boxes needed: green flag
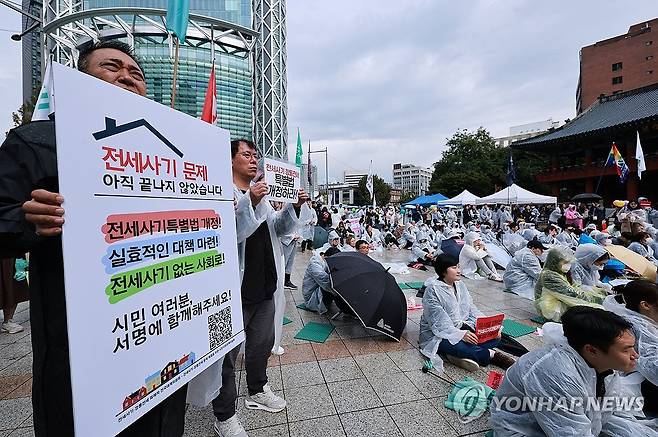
[295,128,303,167]
[166,0,190,43]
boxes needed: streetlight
[309,147,329,205]
[11,21,40,41]
[0,0,42,41]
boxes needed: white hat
[328,230,340,240]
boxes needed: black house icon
[92,117,184,158]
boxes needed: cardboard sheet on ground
[52,64,244,436]
[605,245,657,282]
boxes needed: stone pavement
[0,300,34,437]
[0,247,545,437]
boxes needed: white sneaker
[489,274,503,283]
[214,415,247,437]
[1,320,24,334]
[271,346,285,356]
[245,385,286,412]
[446,355,480,372]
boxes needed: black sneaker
[284,281,297,290]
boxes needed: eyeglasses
[238,151,260,161]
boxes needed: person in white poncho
[570,244,613,294]
[208,139,308,437]
[503,240,546,300]
[604,280,658,420]
[458,232,503,282]
[301,247,341,314]
[419,254,515,373]
[491,306,656,437]
[411,231,439,265]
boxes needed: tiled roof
[514,84,658,148]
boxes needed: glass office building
[24,0,253,140]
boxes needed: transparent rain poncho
[302,253,332,314]
[503,247,542,300]
[604,294,658,421]
[491,322,658,436]
[535,247,605,322]
[418,278,483,373]
[571,243,613,293]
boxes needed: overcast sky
[285,1,658,183]
[1,1,656,183]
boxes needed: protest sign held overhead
[51,63,243,436]
[264,157,301,203]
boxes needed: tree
[399,190,416,205]
[428,127,550,197]
[356,175,391,206]
[12,85,40,128]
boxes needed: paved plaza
[0,248,545,437]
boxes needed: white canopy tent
[436,189,481,206]
[476,184,557,205]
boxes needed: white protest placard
[347,218,362,236]
[264,157,300,203]
[51,63,244,436]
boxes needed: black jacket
[0,121,72,435]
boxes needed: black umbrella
[326,252,407,341]
[571,193,602,202]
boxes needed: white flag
[366,160,374,206]
[31,61,55,121]
[636,131,646,180]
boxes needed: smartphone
[254,169,265,183]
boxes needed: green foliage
[428,127,550,197]
[356,175,391,206]
[12,84,40,128]
[398,190,417,204]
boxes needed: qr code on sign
[208,307,233,351]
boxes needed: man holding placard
[0,42,193,436]
[213,140,308,437]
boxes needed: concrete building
[494,119,561,147]
[392,163,431,197]
[318,183,356,206]
[344,170,367,187]
[21,0,42,102]
[577,18,658,114]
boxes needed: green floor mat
[530,315,548,324]
[283,316,293,325]
[398,282,411,289]
[405,281,425,289]
[294,322,335,343]
[502,319,536,338]
[296,303,314,312]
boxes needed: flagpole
[595,141,617,193]
[210,26,215,63]
[171,37,180,108]
[594,165,608,194]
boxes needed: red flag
[201,63,217,124]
